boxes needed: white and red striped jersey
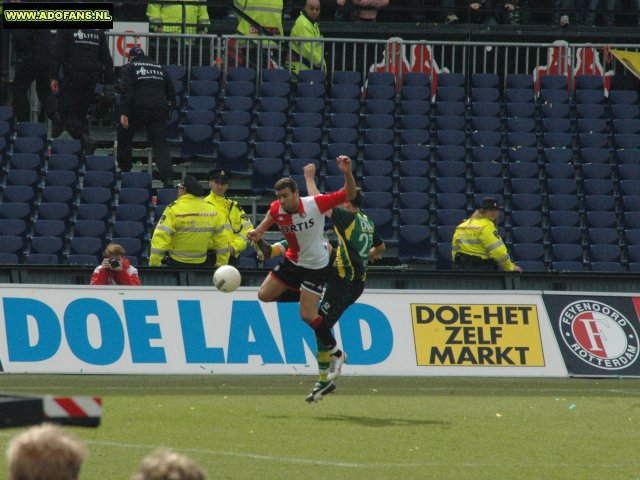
[269,190,347,269]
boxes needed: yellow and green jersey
[332,208,383,282]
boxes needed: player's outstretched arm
[337,155,357,201]
[303,163,321,196]
[247,212,274,243]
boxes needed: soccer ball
[213,265,241,293]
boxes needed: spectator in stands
[117,47,176,188]
[451,197,523,272]
[583,0,615,26]
[335,0,390,21]
[147,0,210,34]
[150,175,228,268]
[91,243,141,286]
[7,423,87,480]
[233,0,284,69]
[466,0,518,24]
[287,0,326,81]
[11,29,60,124]
[131,449,206,480]
[204,169,253,267]
[553,0,574,25]
[50,29,114,155]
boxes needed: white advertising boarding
[0,285,567,376]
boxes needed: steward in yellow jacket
[147,0,210,34]
[234,0,283,48]
[287,0,325,79]
[451,197,523,272]
[204,169,253,267]
[150,176,227,267]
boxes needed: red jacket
[90,258,141,286]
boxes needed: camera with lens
[109,258,121,269]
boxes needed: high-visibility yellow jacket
[451,215,516,271]
[149,194,227,266]
[287,10,325,77]
[147,0,210,34]
[204,192,253,267]
[234,0,283,47]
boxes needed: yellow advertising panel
[411,304,545,366]
[611,49,640,81]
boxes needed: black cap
[180,175,205,197]
[128,47,144,59]
[208,169,231,183]
[479,197,501,210]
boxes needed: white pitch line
[0,433,634,470]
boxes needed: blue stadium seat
[3,185,37,205]
[363,143,394,162]
[74,219,108,239]
[292,127,322,144]
[363,208,393,242]
[329,98,359,114]
[548,194,579,211]
[260,82,290,98]
[399,191,429,209]
[579,133,609,149]
[398,208,429,227]
[510,210,542,227]
[331,83,360,100]
[329,127,358,144]
[584,195,615,212]
[435,192,466,211]
[551,261,584,272]
[44,170,77,189]
[116,204,148,223]
[255,141,285,160]
[400,129,430,145]
[551,226,582,245]
[292,112,323,128]
[540,103,570,119]
[366,113,394,130]
[186,95,216,112]
[472,161,501,178]
[221,110,251,127]
[510,193,542,211]
[366,84,395,101]
[614,105,640,121]
[398,225,431,263]
[575,89,605,105]
[327,142,357,161]
[580,148,610,164]
[400,99,430,116]
[223,95,253,112]
[506,102,535,117]
[436,208,466,226]
[251,158,284,194]
[400,114,430,130]
[76,203,110,222]
[190,80,220,97]
[471,89,500,104]
[37,202,70,222]
[363,160,393,177]
[401,144,430,162]
[181,125,214,160]
[400,176,429,193]
[473,177,503,195]
[436,176,465,194]
[399,160,428,177]
[547,179,578,195]
[545,163,574,179]
[543,148,573,164]
[577,118,607,134]
[257,111,287,128]
[438,73,464,87]
[471,115,500,132]
[363,191,393,209]
[364,128,394,145]
[551,244,583,263]
[543,132,572,149]
[436,115,465,131]
[297,82,326,98]
[259,96,288,113]
[549,210,579,227]
[191,66,221,82]
[84,171,115,189]
[437,129,466,147]
[80,186,113,207]
[435,101,465,117]
[220,125,250,142]
[401,85,430,102]
[255,126,286,143]
[362,175,393,193]
[542,117,571,133]
[291,142,321,160]
[365,99,395,115]
[513,243,545,262]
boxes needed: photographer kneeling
[90,243,141,285]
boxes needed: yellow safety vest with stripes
[287,10,325,77]
[149,194,227,266]
[451,216,516,271]
[234,0,283,47]
[204,192,253,267]
[147,0,210,34]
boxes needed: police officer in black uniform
[50,29,114,154]
[117,47,176,187]
[11,29,60,123]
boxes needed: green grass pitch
[0,375,639,480]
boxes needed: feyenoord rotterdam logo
[559,300,640,370]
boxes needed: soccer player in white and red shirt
[248,155,356,343]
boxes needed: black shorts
[319,269,365,327]
[270,258,332,296]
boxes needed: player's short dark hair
[350,188,363,208]
[274,177,298,194]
